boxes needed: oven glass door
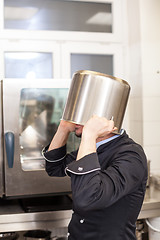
[0,81,4,197]
[19,87,75,171]
[3,78,77,197]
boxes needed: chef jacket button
[80,219,84,223]
[78,167,83,171]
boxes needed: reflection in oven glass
[19,88,80,171]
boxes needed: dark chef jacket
[42,131,148,240]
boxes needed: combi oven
[0,78,79,198]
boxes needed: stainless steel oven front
[1,78,79,198]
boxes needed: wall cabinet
[0,0,124,80]
[0,39,124,80]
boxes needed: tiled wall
[140,0,160,173]
[126,0,143,146]
[127,0,160,173]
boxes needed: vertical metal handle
[5,132,15,168]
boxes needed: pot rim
[73,70,130,87]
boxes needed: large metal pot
[62,70,130,133]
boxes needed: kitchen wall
[127,0,160,173]
[140,0,160,174]
[126,0,143,146]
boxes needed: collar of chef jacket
[96,129,124,149]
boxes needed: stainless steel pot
[62,70,130,133]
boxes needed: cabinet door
[2,40,61,79]
[4,0,112,33]
[61,42,124,78]
[3,0,123,42]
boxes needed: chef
[42,115,147,240]
[42,71,148,240]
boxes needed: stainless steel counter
[138,182,160,219]
[0,205,72,232]
[0,182,160,232]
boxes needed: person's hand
[76,115,117,160]
[82,115,117,140]
[48,120,76,151]
[59,120,76,133]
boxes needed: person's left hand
[82,115,117,140]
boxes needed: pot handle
[5,132,15,168]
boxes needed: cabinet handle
[5,132,15,168]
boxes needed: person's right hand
[59,120,76,133]
[48,120,76,151]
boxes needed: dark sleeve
[66,145,148,212]
[42,145,77,177]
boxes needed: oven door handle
[5,132,15,168]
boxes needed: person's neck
[96,133,116,143]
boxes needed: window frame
[1,0,123,43]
